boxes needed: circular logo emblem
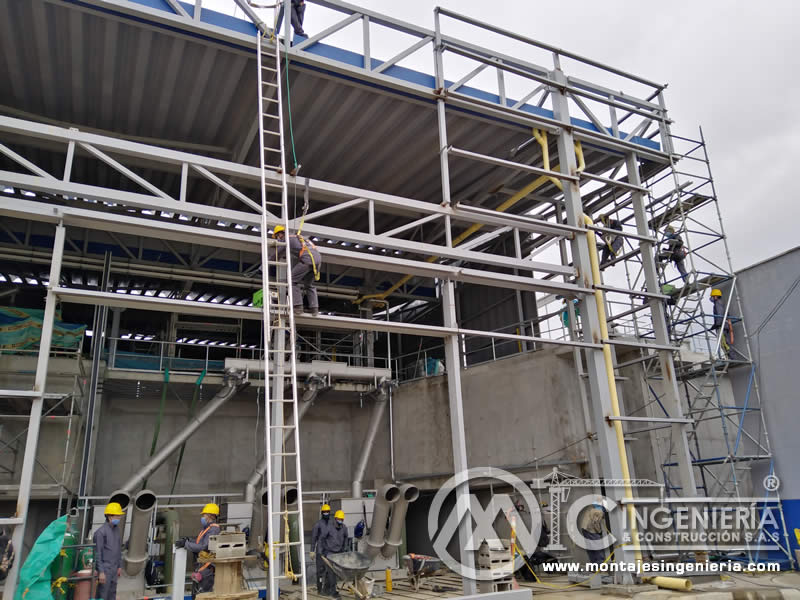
[427,467,541,581]
[763,474,780,493]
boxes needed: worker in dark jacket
[709,288,732,355]
[175,503,221,594]
[598,215,623,266]
[310,504,331,593]
[657,225,688,283]
[272,225,323,317]
[276,0,307,37]
[93,502,124,600]
[320,510,349,599]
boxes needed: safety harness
[293,234,320,282]
[195,523,219,575]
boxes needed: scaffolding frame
[0,0,786,594]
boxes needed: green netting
[15,515,68,600]
[0,307,86,351]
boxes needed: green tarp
[0,307,85,351]
[14,515,68,600]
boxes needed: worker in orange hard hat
[175,503,221,594]
[93,502,124,600]
[310,503,332,593]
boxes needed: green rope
[143,368,169,490]
[168,369,206,499]
[284,38,299,171]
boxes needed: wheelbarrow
[403,553,446,591]
[321,552,374,600]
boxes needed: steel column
[3,224,66,600]
[550,69,635,568]
[626,152,698,498]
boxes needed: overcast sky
[210,0,800,270]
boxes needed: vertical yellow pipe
[581,213,642,563]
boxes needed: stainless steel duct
[366,483,400,558]
[381,483,419,558]
[245,375,328,504]
[351,378,395,499]
[124,489,157,575]
[119,369,247,493]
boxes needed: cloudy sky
[210,0,800,270]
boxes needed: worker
[559,297,580,331]
[657,225,688,283]
[310,504,332,594]
[93,502,124,600]
[272,225,322,317]
[276,0,307,37]
[320,510,349,599]
[175,503,221,595]
[579,503,608,566]
[598,215,623,266]
[709,288,733,355]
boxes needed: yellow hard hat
[321,504,331,512]
[104,502,125,516]
[272,225,286,238]
[334,510,345,520]
[201,503,220,516]
[710,288,722,297]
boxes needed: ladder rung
[263,147,283,154]
[261,65,277,73]
[272,541,304,547]
[271,452,296,456]
[261,113,280,119]
[262,97,279,104]
[263,129,281,136]
[271,509,302,516]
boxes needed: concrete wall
[731,247,800,551]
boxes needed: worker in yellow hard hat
[319,509,348,599]
[310,504,332,593]
[93,502,125,600]
[175,503,221,594]
[272,225,323,317]
[709,288,732,355]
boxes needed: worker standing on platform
[272,226,322,317]
[310,504,332,594]
[657,225,689,283]
[175,503,221,595]
[709,288,732,355]
[320,510,348,599]
[93,502,124,600]
[276,0,307,37]
[598,214,623,266]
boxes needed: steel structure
[0,0,786,594]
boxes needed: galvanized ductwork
[365,483,400,558]
[352,378,395,499]
[124,489,157,575]
[245,375,328,504]
[118,368,248,494]
[381,483,419,558]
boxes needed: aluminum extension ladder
[256,23,308,600]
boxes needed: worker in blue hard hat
[94,502,124,600]
[175,503,221,594]
[272,225,322,318]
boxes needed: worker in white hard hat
[272,225,322,317]
[311,504,332,593]
[320,510,348,599]
[657,225,689,283]
[175,503,221,594]
[93,502,124,600]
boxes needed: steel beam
[2,224,65,600]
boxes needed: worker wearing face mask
[175,503,221,594]
[93,502,124,600]
[320,510,349,599]
[310,504,331,594]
